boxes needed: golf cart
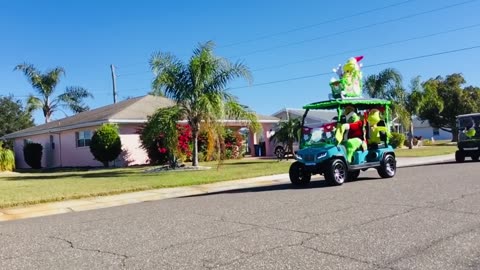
[289,98,397,186]
[455,113,480,162]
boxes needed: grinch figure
[329,56,364,99]
[335,106,365,163]
[367,109,390,145]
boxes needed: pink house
[3,95,280,169]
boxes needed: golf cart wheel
[289,162,311,186]
[275,146,285,159]
[378,154,396,178]
[471,154,479,161]
[347,170,360,181]
[325,159,347,186]
[455,151,465,163]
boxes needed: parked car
[273,141,299,159]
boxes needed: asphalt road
[1,161,480,270]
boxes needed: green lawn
[394,145,457,157]
[0,143,458,208]
[0,159,291,208]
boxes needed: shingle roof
[2,95,175,139]
[2,95,280,139]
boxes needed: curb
[0,155,454,222]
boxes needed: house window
[433,128,440,136]
[76,131,92,147]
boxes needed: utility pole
[110,64,117,104]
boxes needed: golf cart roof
[456,113,480,118]
[303,98,391,110]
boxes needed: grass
[394,140,457,157]
[0,159,291,208]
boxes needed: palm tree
[269,118,301,158]
[149,41,258,166]
[363,68,403,100]
[15,63,93,123]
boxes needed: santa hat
[354,56,364,62]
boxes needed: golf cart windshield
[300,98,392,149]
[457,114,480,141]
[302,122,337,147]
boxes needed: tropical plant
[364,68,422,147]
[404,76,425,148]
[149,41,258,166]
[364,68,403,100]
[0,95,34,138]
[269,118,302,157]
[139,106,185,167]
[23,142,43,169]
[0,142,15,172]
[89,124,122,167]
[14,63,93,123]
[389,132,405,149]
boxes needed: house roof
[3,95,279,139]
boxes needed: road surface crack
[386,225,480,267]
[49,236,130,268]
[302,245,395,270]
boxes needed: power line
[229,0,479,58]
[252,22,480,72]
[112,22,480,79]
[220,0,415,48]
[231,45,480,89]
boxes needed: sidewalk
[0,154,454,222]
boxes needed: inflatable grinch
[330,56,364,99]
[367,109,390,145]
[335,106,365,163]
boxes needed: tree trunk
[408,120,414,149]
[103,161,109,168]
[451,127,458,142]
[192,128,199,167]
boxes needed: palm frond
[26,95,43,114]
[14,63,43,93]
[57,86,93,114]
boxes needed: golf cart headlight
[317,152,327,159]
[294,153,303,160]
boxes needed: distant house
[412,117,451,141]
[2,95,280,169]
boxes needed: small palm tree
[270,118,301,158]
[150,41,258,166]
[364,68,402,100]
[15,63,93,123]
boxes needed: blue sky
[2,0,480,124]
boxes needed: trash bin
[260,142,266,157]
[254,144,262,156]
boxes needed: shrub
[390,132,405,149]
[89,124,122,167]
[422,139,433,146]
[23,142,43,169]
[0,142,15,171]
